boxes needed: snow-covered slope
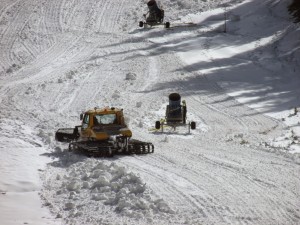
[0,0,299,224]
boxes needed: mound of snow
[42,159,174,225]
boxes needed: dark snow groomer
[139,0,170,28]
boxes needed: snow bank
[0,118,60,225]
[42,157,174,225]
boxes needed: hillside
[0,0,299,224]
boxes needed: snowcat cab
[78,107,132,142]
[139,0,170,28]
[55,107,154,157]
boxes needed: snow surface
[0,0,300,224]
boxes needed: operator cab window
[82,114,90,129]
[94,114,117,125]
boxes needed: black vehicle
[139,0,170,28]
[155,93,196,133]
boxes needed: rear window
[94,114,117,125]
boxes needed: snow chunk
[92,193,107,201]
[66,180,81,192]
[64,202,75,210]
[125,72,137,80]
[91,176,110,189]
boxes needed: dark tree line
[288,0,300,23]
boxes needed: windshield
[93,114,117,125]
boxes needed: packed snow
[0,0,299,225]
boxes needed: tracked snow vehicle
[139,0,170,28]
[55,107,154,157]
[155,93,196,133]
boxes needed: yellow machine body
[79,107,132,141]
[55,107,154,157]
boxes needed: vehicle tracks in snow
[114,29,300,224]
[119,139,300,224]
[1,0,300,224]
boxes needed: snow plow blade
[55,127,80,142]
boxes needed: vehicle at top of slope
[139,0,170,28]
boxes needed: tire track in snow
[126,153,230,221]
[144,33,279,140]
[189,36,285,138]
[121,149,249,223]
[144,51,252,138]
[0,0,31,68]
[0,0,83,84]
[96,0,124,33]
[1,0,298,224]
[120,138,300,224]
[46,0,128,112]
[168,49,284,144]
[120,152,250,224]
[119,41,251,136]
[118,155,212,222]
[33,2,128,114]
[109,39,299,224]
[1,0,117,85]
[0,0,123,127]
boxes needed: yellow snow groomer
[55,107,154,157]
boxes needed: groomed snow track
[0,0,299,225]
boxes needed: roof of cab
[85,107,123,114]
